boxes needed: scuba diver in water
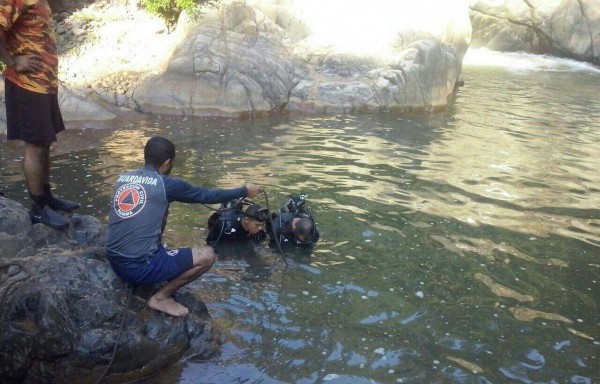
[268,194,319,246]
[205,199,269,246]
[205,199,274,280]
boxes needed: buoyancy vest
[206,209,247,246]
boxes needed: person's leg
[24,143,49,198]
[7,80,73,227]
[148,246,216,316]
[24,143,69,229]
[36,141,80,212]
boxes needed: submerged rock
[0,196,221,384]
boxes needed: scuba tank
[281,193,310,214]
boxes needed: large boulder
[135,1,296,116]
[0,196,221,384]
[287,40,463,114]
[470,0,600,65]
[136,0,472,116]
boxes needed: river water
[1,50,599,383]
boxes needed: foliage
[141,0,218,32]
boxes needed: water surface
[1,52,599,383]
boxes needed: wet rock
[470,0,600,65]
[0,196,221,384]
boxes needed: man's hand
[245,183,263,198]
[14,55,43,73]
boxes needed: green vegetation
[141,0,218,32]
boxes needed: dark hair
[144,137,176,168]
[245,204,268,222]
[294,217,314,240]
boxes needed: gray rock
[136,0,470,117]
[0,0,472,130]
[0,196,221,384]
[136,2,295,116]
[58,83,117,122]
[470,0,600,65]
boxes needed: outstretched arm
[163,177,262,204]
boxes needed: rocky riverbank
[0,196,221,384]
[0,0,472,133]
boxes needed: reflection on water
[1,56,599,383]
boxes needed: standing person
[0,0,79,229]
[106,136,263,317]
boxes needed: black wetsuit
[206,208,266,246]
[268,212,320,246]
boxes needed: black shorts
[5,79,65,144]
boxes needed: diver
[205,199,269,246]
[268,194,319,246]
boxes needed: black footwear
[30,205,70,229]
[48,197,80,212]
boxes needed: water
[1,52,599,383]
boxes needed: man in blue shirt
[106,136,262,317]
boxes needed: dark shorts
[108,244,194,286]
[5,79,65,144]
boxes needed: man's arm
[0,31,42,72]
[163,177,262,204]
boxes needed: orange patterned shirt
[0,0,58,94]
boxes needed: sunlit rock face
[470,0,600,65]
[135,0,472,116]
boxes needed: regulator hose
[263,190,288,267]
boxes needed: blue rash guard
[106,165,247,265]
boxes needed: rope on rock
[0,262,29,315]
[93,283,133,384]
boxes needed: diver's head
[293,216,315,244]
[241,204,268,235]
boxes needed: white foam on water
[463,48,600,74]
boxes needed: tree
[141,0,218,32]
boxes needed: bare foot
[148,295,189,317]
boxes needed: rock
[135,2,295,116]
[470,0,600,65]
[0,0,472,131]
[134,0,471,116]
[0,196,222,384]
[288,39,462,114]
[57,83,117,122]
